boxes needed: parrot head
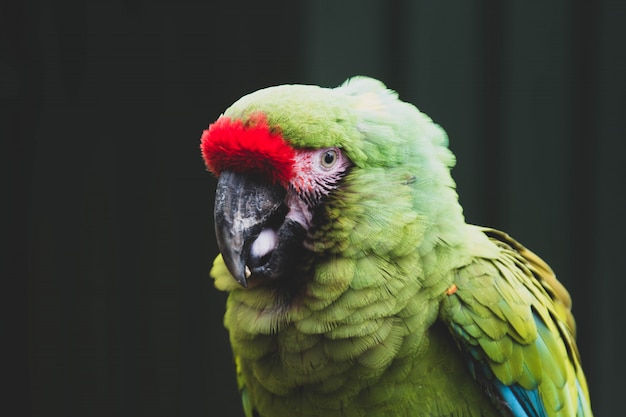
[201,77,461,292]
[202,112,352,288]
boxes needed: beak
[214,171,287,287]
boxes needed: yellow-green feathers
[440,229,592,416]
[207,77,592,416]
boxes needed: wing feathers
[440,227,592,417]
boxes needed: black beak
[214,171,287,287]
[215,170,307,288]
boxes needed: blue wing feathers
[495,380,546,417]
[452,312,570,416]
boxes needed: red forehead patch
[200,113,295,184]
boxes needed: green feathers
[223,77,454,171]
[205,77,593,416]
[440,228,592,416]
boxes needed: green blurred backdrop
[5,1,625,416]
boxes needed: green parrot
[200,77,593,417]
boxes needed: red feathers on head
[200,113,295,184]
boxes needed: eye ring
[320,148,338,169]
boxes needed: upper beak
[214,171,286,287]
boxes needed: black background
[4,1,625,416]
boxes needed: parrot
[200,76,593,417]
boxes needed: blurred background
[4,1,625,416]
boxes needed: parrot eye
[320,148,339,169]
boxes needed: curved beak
[214,171,286,287]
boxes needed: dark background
[4,1,625,416]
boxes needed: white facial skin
[249,227,279,263]
[286,147,351,229]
